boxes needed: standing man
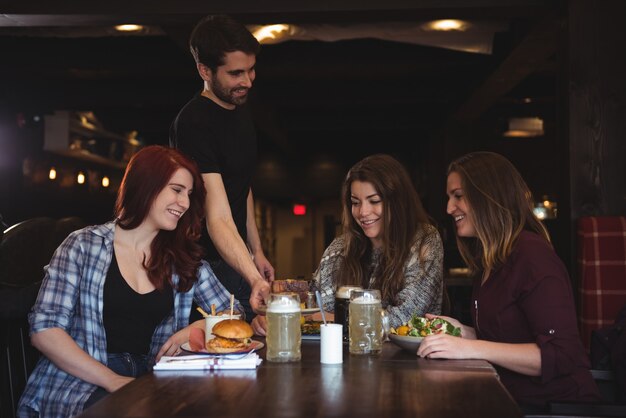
[170,15,273,321]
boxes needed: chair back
[0,216,86,418]
[0,217,56,287]
[577,216,626,350]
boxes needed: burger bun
[212,319,253,339]
[205,319,254,354]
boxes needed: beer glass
[335,285,362,341]
[349,289,386,355]
[266,293,301,362]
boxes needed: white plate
[388,334,423,353]
[301,307,320,314]
[181,340,264,355]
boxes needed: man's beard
[211,78,249,106]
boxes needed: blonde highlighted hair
[447,152,550,276]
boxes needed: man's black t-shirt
[170,93,257,261]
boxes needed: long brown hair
[447,152,550,276]
[115,145,206,292]
[336,154,430,304]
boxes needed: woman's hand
[156,321,202,361]
[106,375,135,393]
[424,313,462,328]
[31,327,138,392]
[417,333,477,359]
[424,313,476,339]
[417,332,542,376]
[251,315,267,336]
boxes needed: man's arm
[245,189,275,282]
[202,173,269,311]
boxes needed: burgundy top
[471,231,601,407]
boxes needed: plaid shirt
[17,221,240,418]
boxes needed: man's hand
[253,252,275,282]
[250,278,270,314]
[251,315,267,336]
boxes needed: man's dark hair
[189,15,260,72]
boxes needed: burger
[206,319,254,353]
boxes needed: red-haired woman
[18,146,241,418]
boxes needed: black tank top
[103,251,173,354]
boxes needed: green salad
[390,315,461,337]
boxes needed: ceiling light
[503,117,544,138]
[114,24,144,33]
[422,20,469,31]
[102,176,110,188]
[251,24,291,43]
[77,172,86,184]
[49,167,57,180]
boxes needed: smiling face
[147,168,194,231]
[446,171,476,238]
[350,180,384,248]
[204,50,256,108]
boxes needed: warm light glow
[49,167,57,180]
[115,24,144,32]
[79,114,96,130]
[503,117,544,138]
[293,204,307,216]
[533,207,547,220]
[77,172,86,184]
[102,176,110,188]
[252,24,290,43]
[422,20,469,31]
[534,197,557,220]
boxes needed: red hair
[115,145,206,292]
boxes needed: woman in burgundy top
[417,152,600,411]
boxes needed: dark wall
[569,0,626,219]
[0,107,117,227]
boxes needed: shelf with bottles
[44,110,142,168]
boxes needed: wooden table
[78,340,522,418]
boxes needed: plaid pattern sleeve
[577,216,626,350]
[18,222,115,418]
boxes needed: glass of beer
[266,293,301,362]
[335,285,362,341]
[349,289,386,355]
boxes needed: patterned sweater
[313,223,443,328]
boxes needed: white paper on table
[154,353,262,371]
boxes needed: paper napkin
[154,353,262,371]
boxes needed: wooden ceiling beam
[0,0,555,16]
[453,16,561,122]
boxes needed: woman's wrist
[461,325,477,339]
